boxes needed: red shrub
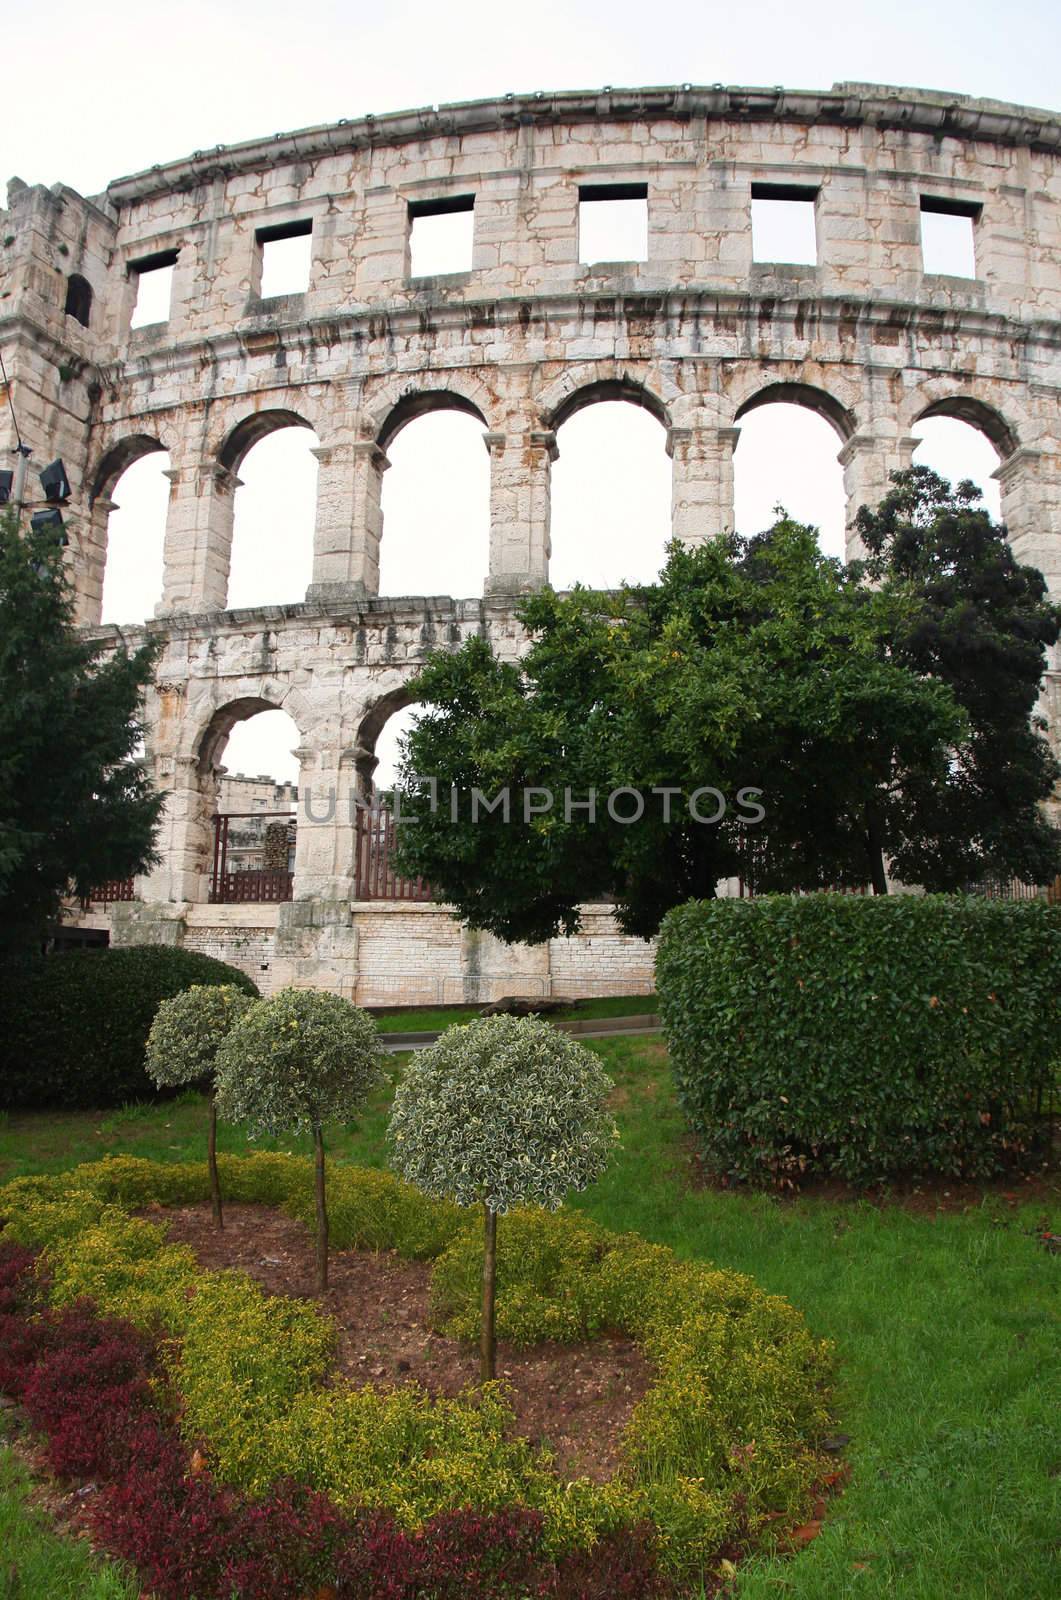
[0,1242,39,1313]
[550,1523,676,1598]
[335,1506,552,1599]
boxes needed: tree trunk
[314,1122,329,1294]
[864,804,889,896]
[481,1204,497,1383]
[208,1094,223,1230]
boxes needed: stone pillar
[995,444,1061,594]
[484,429,554,594]
[838,433,919,560]
[306,440,389,602]
[668,425,740,546]
[73,494,115,627]
[292,744,358,902]
[138,754,214,905]
[995,440,1061,767]
[157,461,240,615]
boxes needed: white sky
[4,0,1052,787]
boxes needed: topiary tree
[387,1015,618,1382]
[214,988,382,1291]
[145,984,255,1229]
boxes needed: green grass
[1,1037,1056,1600]
[0,1417,138,1598]
[369,992,658,1032]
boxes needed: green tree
[214,987,382,1291]
[0,507,163,955]
[857,466,1061,890]
[145,984,256,1228]
[391,519,964,938]
[388,1015,617,1381]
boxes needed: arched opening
[64,273,93,327]
[223,412,318,609]
[549,388,671,589]
[378,398,489,598]
[198,700,301,904]
[98,444,171,624]
[911,402,1009,520]
[733,389,850,560]
[353,691,431,901]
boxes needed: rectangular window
[920,196,980,278]
[129,249,177,328]
[256,219,313,297]
[578,183,648,265]
[751,183,818,266]
[408,195,475,278]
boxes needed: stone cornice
[101,84,1061,206]
[84,289,1060,405]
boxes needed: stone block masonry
[3,83,1058,1000]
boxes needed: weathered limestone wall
[3,82,1059,1000]
[72,900,655,1005]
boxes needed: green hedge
[0,946,259,1110]
[657,894,1061,1185]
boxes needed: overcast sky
[3,0,1052,787]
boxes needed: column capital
[666,423,741,460]
[993,445,1043,485]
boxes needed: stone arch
[195,694,300,777]
[376,389,490,452]
[90,434,168,502]
[538,368,673,433]
[218,408,316,473]
[910,395,1019,460]
[734,382,857,443]
[353,680,422,796]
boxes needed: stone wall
[3,82,1059,1001]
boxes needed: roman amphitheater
[2,83,1058,1001]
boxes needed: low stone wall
[76,899,655,1006]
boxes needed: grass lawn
[369,992,659,1032]
[0,1416,137,1598]
[0,1036,1056,1599]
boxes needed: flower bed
[0,1155,836,1591]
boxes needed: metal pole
[12,444,31,519]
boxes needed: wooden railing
[210,813,295,904]
[354,806,432,901]
[81,878,136,908]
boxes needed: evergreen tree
[857,467,1061,890]
[0,508,163,955]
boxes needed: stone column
[305,440,389,602]
[484,429,554,594]
[73,494,115,627]
[838,432,919,560]
[138,753,214,905]
[668,425,740,546]
[157,461,240,615]
[292,743,358,902]
[995,440,1061,767]
[995,444,1061,593]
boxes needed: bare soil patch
[153,1203,652,1482]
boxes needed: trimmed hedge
[657,894,1061,1186]
[0,946,259,1110]
[0,1155,834,1578]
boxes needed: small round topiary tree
[145,983,254,1229]
[387,1014,618,1382]
[214,987,382,1291]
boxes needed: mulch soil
[151,1202,653,1482]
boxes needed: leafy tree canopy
[0,508,163,955]
[392,515,967,940]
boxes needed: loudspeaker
[30,508,67,544]
[0,470,12,505]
